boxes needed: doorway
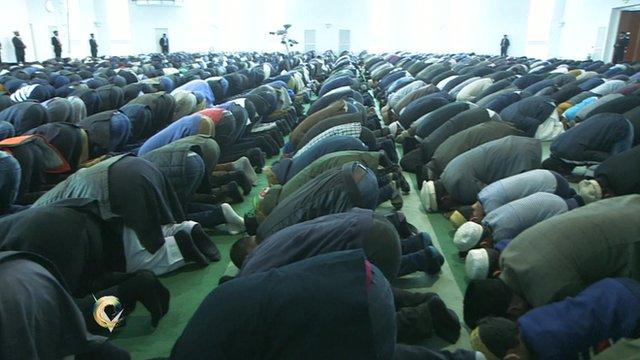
[154,28,168,53]
[616,11,640,62]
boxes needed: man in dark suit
[500,35,510,57]
[613,31,630,64]
[12,31,26,63]
[89,33,98,58]
[159,33,169,54]
[51,30,62,59]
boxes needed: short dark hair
[90,33,94,36]
[464,279,513,328]
[477,317,521,358]
[230,236,255,269]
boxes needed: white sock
[221,203,245,234]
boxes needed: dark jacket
[241,209,374,276]
[0,198,113,296]
[257,162,378,241]
[170,250,379,360]
[0,102,51,135]
[420,107,494,161]
[143,135,220,202]
[426,121,525,179]
[499,96,556,137]
[594,145,640,196]
[550,113,632,163]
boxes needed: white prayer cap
[454,221,484,252]
[578,179,602,204]
[465,249,490,280]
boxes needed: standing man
[500,35,510,57]
[159,33,169,54]
[89,33,98,58]
[12,31,26,64]
[51,30,62,59]
[613,31,630,64]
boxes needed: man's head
[454,221,489,252]
[577,179,602,204]
[230,235,258,268]
[90,33,94,38]
[471,201,485,222]
[163,33,167,37]
[503,35,508,38]
[53,31,58,36]
[619,31,626,38]
[464,278,529,328]
[13,31,20,36]
[465,248,501,280]
[471,317,531,360]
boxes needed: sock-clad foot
[174,230,209,266]
[428,295,461,344]
[190,223,221,262]
[218,181,244,204]
[425,246,444,275]
[401,232,433,254]
[245,149,265,173]
[221,203,245,234]
[211,171,252,195]
[390,182,404,210]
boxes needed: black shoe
[190,224,221,262]
[246,148,265,172]
[174,230,209,267]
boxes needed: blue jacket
[520,278,640,360]
[138,114,203,156]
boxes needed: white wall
[3,0,640,62]
[549,0,640,61]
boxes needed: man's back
[500,195,640,307]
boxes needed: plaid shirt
[294,122,362,158]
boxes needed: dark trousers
[15,50,25,63]
[500,46,508,57]
[613,48,625,64]
[91,48,98,58]
[161,46,169,54]
[54,47,61,59]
